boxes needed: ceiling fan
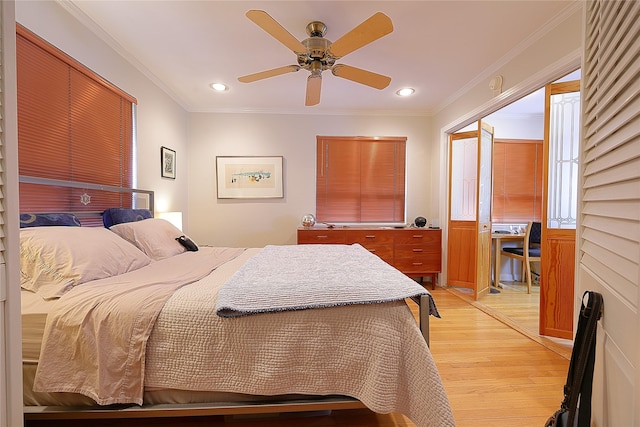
[238,10,394,106]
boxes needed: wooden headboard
[19,175,154,226]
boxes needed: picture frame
[161,146,176,179]
[216,156,284,199]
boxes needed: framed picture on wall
[161,146,176,179]
[216,156,284,199]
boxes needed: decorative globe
[301,214,316,228]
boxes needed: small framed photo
[216,156,284,199]
[161,146,176,179]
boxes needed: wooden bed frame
[19,175,432,420]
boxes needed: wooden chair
[501,221,541,293]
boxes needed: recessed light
[210,83,228,92]
[396,87,415,97]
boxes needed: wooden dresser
[297,227,442,288]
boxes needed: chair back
[530,221,542,245]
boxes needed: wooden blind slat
[17,25,134,215]
[16,23,137,105]
[491,139,543,223]
[17,34,71,181]
[316,136,406,223]
[361,141,403,222]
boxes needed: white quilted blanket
[216,244,439,318]
[146,248,455,427]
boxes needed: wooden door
[447,121,493,299]
[477,123,494,295]
[539,80,580,339]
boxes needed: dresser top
[298,226,440,231]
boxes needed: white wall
[188,113,433,247]
[432,5,583,135]
[15,2,438,249]
[483,114,544,140]
[15,0,190,228]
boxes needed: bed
[19,176,455,427]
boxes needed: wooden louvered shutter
[579,2,640,425]
[580,1,640,300]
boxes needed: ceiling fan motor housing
[298,28,334,72]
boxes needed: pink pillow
[110,218,192,261]
[20,227,151,299]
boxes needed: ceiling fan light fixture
[396,87,415,97]
[210,83,229,92]
[309,60,323,76]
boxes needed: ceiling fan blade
[331,64,391,90]
[328,12,393,59]
[305,75,322,106]
[238,65,301,83]
[246,10,307,55]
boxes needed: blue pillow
[102,208,152,228]
[20,213,81,228]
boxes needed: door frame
[438,56,581,320]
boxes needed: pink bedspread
[33,247,244,405]
[33,246,455,426]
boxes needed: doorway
[449,69,580,341]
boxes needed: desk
[492,232,525,287]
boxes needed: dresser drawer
[394,256,441,274]
[297,229,347,244]
[360,244,394,264]
[298,227,442,277]
[346,229,394,245]
[394,229,441,245]
[395,244,441,259]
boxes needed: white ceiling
[61,0,576,116]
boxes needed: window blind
[16,24,136,220]
[492,139,543,223]
[316,136,406,223]
[581,0,640,305]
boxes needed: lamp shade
[157,211,183,231]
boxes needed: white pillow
[109,218,189,261]
[20,227,152,299]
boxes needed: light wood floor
[25,288,569,427]
[448,281,573,359]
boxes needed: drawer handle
[412,248,424,253]
[365,235,376,239]
[316,235,329,239]
[412,235,424,239]
[412,262,424,266]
